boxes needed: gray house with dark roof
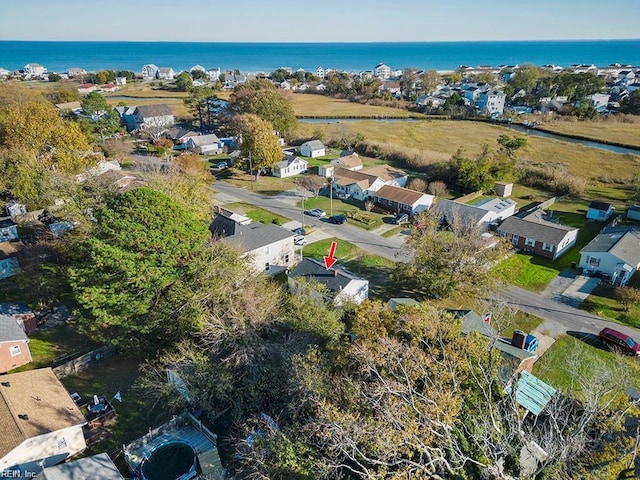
[211,212,295,274]
[287,258,369,306]
[579,226,640,286]
[497,208,579,260]
[36,453,124,480]
[133,104,175,132]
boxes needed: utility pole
[301,194,305,230]
[329,174,334,217]
[248,152,253,190]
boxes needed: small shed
[627,204,640,221]
[586,201,614,221]
[505,371,556,416]
[300,140,326,158]
[494,181,513,198]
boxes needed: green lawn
[533,334,640,397]
[303,238,401,300]
[223,202,290,225]
[301,196,391,230]
[62,355,172,473]
[580,283,640,330]
[381,226,405,238]
[223,171,299,196]
[493,207,606,292]
[12,323,98,372]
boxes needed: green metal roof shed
[506,371,557,416]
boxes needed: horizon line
[1,38,639,44]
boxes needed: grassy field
[223,170,299,196]
[580,282,640,330]
[290,93,422,118]
[295,120,640,182]
[531,115,640,149]
[533,334,640,397]
[223,201,290,225]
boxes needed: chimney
[333,268,338,277]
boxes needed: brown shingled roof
[374,185,428,205]
[0,368,85,457]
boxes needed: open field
[528,115,640,149]
[290,93,423,118]
[296,120,640,182]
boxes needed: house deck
[124,412,224,479]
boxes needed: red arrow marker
[324,241,337,270]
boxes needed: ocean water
[0,40,639,74]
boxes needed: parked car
[294,234,307,246]
[292,227,305,236]
[598,328,640,356]
[328,214,347,225]
[392,213,409,225]
[214,161,228,169]
[306,208,326,218]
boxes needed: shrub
[407,178,428,193]
[518,166,587,197]
[427,181,449,197]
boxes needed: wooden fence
[53,346,117,378]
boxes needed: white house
[586,201,615,221]
[23,63,46,78]
[300,140,326,158]
[133,104,175,132]
[272,155,309,178]
[115,76,127,86]
[579,226,640,286]
[319,153,364,177]
[141,64,159,80]
[206,67,221,81]
[287,258,369,306]
[477,90,506,116]
[436,197,517,230]
[0,368,87,478]
[210,212,296,275]
[77,83,98,94]
[372,185,435,216]
[316,66,325,79]
[156,67,175,80]
[36,453,124,480]
[374,63,391,79]
[185,134,223,154]
[333,165,407,201]
[66,67,86,79]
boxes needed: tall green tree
[69,187,210,348]
[80,91,121,141]
[394,209,509,298]
[175,71,194,92]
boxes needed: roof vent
[18,414,29,420]
[1,381,10,387]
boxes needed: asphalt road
[212,180,406,261]
[211,180,639,338]
[502,286,640,338]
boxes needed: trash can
[571,261,576,269]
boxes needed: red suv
[598,328,640,356]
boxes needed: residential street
[211,180,639,339]
[211,180,406,261]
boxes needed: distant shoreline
[1,39,639,74]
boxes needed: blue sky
[2,0,639,42]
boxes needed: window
[542,242,554,252]
[9,345,21,357]
[265,262,270,271]
[512,234,519,245]
[588,256,600,267]
[285,254,290,263]
[525,238,536,247]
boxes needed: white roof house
[185,134,223,154]
[579,226,640,286]
[272,155,309,178]
[436,197,517,230]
